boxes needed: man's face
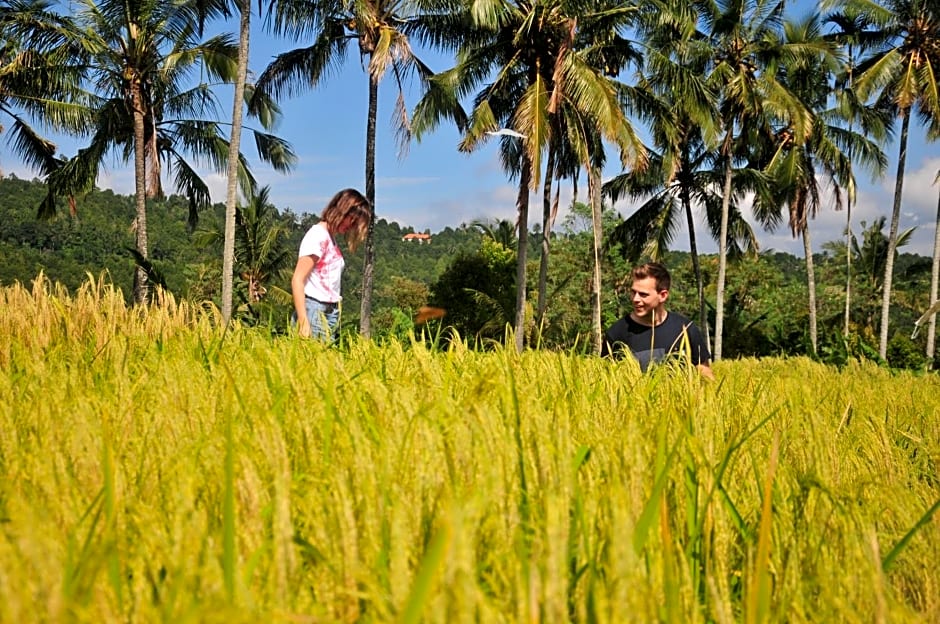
[630,276,668,320]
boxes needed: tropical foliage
[2,175,936,367]
[0,0,939,363]
[251,0,460,337]
[841,0,940,359]
[0,0,296,304]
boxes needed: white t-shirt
[298,222,344,302]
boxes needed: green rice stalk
[222,409,237,603]
[746,431,780,624]
[660,496,681,623]
[881,497,940,572]
[398,522,452,624]
[102,440,124,612]
[633,424,678,556]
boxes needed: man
[601,262,713,378]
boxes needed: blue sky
[1,7,938,258]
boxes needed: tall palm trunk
[131,82,149,304]
[844,192,853,336]
[359,73,379,337]
[927,183,940,361]
[878,109,910,360]
[844,49,856,338]
[536,147,556,328]
[589,166,603,354]
[221,0,250,325]
[802,220,817,355]
[513,152,532,353]
[681,185,708,346]
[714,131,734,361]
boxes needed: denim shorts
[297,296,339,341]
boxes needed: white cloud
[94,167,134,196]
[621,160,940,258]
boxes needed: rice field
[1,275,938,623]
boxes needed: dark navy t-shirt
[601,312,711,371]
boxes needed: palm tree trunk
[844,192,852,336]
[682,186,708,347]
[844,52,856,338]
[927,184,940,361]
[802,221,817,355]
[878,109,910,360]
[536,147,556,328]
[714,132,734,361]
[131,83,149,305]
[513,152,532,353]
[589,166,603,354]
[359,73,379,338]
[221,0,250,325]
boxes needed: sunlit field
[1,276,938,623]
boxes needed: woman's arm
[291,254,318,338]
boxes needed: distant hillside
[0,175,483,308]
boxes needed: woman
[291,188,371,341]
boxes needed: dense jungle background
[1,175,934,368]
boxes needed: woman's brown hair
[321,188,371,252]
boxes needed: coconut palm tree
[927,170,940,359]
[605,126,760,338]
[205,0,296,325]
[0,0,97,209]
[9,0,296,304]
[535,127,577,329]
[605,0,724,337]
[853,215,917,334]
[838,0,940,359]
[473,217,517,249]
[413,0,645,352]
[220,0,248,325]
[825,5,894,336]
[700,0,814,360]
[751,13,887,355]
[252,0,459,337]
[195,185,293,308]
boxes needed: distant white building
[402,233,432,244]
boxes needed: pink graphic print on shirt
[299,223,345,302]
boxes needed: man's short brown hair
[632,262,671,292]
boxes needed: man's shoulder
[605,315,642,336]
[666,310,692,323]
[663,311,707,342]
[665,311,695,328]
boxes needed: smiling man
[601,262,713,378]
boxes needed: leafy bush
[887,332,929,370]
[429,238,516,343]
